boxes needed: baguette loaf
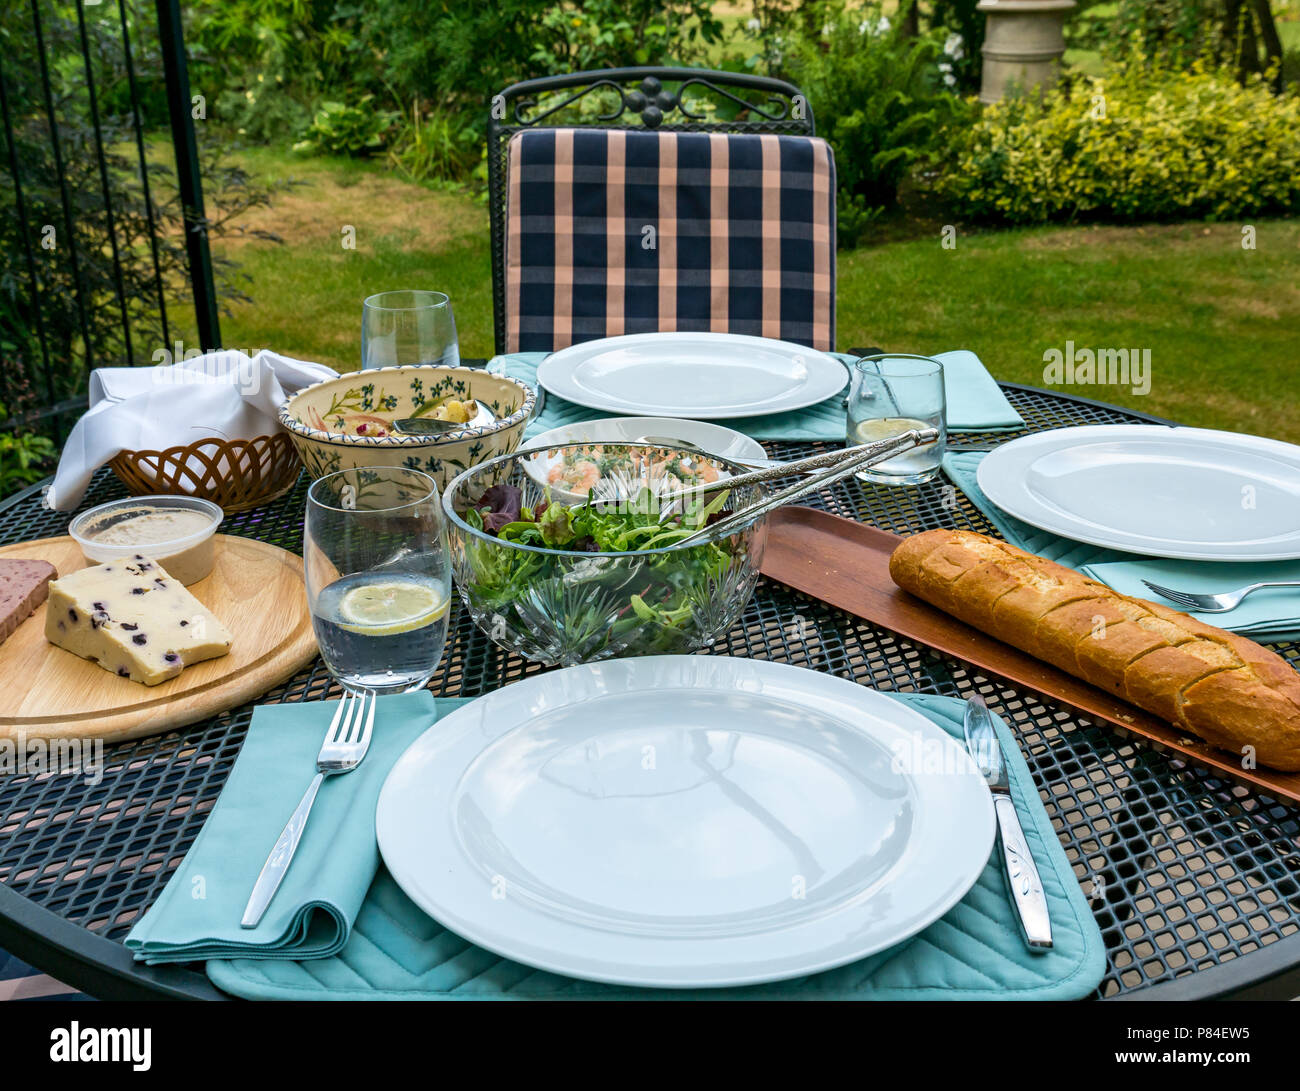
[889,529,1300,771]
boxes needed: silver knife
[963,695,1053,950]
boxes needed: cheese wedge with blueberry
[44,555,233,685]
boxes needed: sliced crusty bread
[889,529,1300,771]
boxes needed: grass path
[197,150,1300,442]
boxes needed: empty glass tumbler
[361,290,460,370]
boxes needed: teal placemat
[205,692,1105,1001]
[496,349,1023,443]
[945,450,1300,641]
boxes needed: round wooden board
[0,535,319,744]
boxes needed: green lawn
[838,220,1300,439]
[195,149,1300,443]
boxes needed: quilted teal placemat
[205,692,1105,1001]
[496,349,1023,442]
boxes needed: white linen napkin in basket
[44,350,337,511]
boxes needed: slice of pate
[0,558,57,645]
[44,554,233,685]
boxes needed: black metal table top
[2,383,1299,1001]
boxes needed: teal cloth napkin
[204,692,1105,1001]
[929,349,1027,432]
[945,450,1300,642]
[125,692,465,965]
[494,348,1023,442]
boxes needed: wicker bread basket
[108,433,301,513]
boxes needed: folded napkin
[204,693,1105,1001]
[944,450,1300,642]
[493,348,1022,442]
[45,349,337,510]
[125,692,465,965]
[929,349,1027,432]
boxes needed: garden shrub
[189,0,725,176]
[779,1,966,244]
[387,102,482,184]
[0,408,56,499]
[295,96,400,156]
[1107,0,1225,68]
[931,61,1300,223]
[928,0,985,92]
[1069,0,1291,86]
[187,0,365,144]
[527,0,724,73]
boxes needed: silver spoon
[393,399,496,435]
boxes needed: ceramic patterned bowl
[279,365,536,490]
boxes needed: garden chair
[487,67,837,356]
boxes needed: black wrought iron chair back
[486,67,816,357]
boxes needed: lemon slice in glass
[337,579,448,636]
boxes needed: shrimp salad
[546,446,721,496]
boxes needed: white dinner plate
[376,656,995,989]
[519,416,767,504]
[977,425,1300,561]
[536,332,847,419]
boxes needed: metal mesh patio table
[2,382,1298,1000]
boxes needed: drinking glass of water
[305,467,451,694]
[846,354,947,485]
[361,290,460,370]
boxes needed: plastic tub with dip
[69,496,224,585]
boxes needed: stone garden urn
[977,0,1076,103]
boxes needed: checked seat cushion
[504,127,837,354]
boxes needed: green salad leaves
[458,482,749,659]
[464,483,730,553]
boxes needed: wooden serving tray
[0,534,318,745]
[760,506,1300,805]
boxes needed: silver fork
[240,689,377,929]
[1140,579,1300,613]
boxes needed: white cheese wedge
[44,554,233,685]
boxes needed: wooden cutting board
[0,535,318,744]
[760,506,1300,805]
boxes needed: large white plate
[519,416,768,504]
[376,656,994,989]
[977,425,1300,561]
[536,333,847,419]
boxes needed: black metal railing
[0,0,219,445]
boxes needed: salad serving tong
[670,428,940,545]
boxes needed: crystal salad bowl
[442,442,769,666]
